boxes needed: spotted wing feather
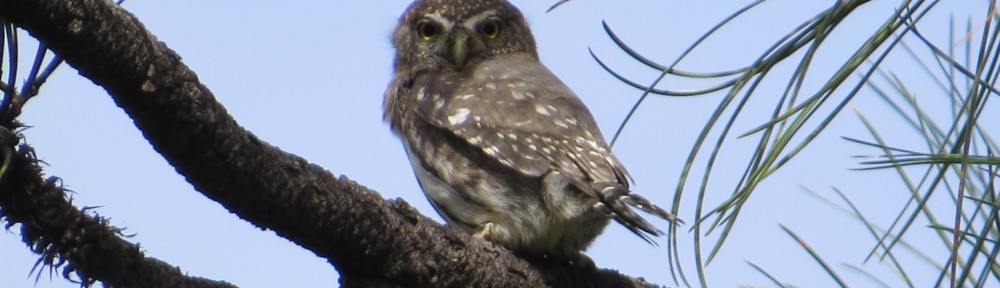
[414,53,677,237]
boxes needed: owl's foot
[526,253,597,270]
[473,222,495,241]
[567,253,596,269]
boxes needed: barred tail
[593,183,682,244]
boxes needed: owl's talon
[568,253,596,269]
[473,222,494,241]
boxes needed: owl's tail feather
[593,183,682,245]
[622,193,684,225]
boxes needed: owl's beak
[451,30,484,68]
[451,32,470,68]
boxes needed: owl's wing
[415,54,680,240]
[418,54,626,184]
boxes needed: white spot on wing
[448,108,471,125]
[416,87,427,101]
[553,119,569,128]
[535,104,551,116]
[484,146,501,156]
[433,95,445,110]
[468,136,482,145]
[512,90,525,100]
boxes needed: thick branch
[0,140,235,288]
[0,0,662,287]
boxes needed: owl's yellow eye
[480,21,501,39]
[417,22,440,40]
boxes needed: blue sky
[1,0,989,287]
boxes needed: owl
[383,0,680,263]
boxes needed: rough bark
[0,0,664,287]
[0,140,236,288]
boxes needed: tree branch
[0,138,236,288]
[0,0,664,287]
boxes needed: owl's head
[391,0,538,72]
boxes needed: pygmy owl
[384,0,680,262]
